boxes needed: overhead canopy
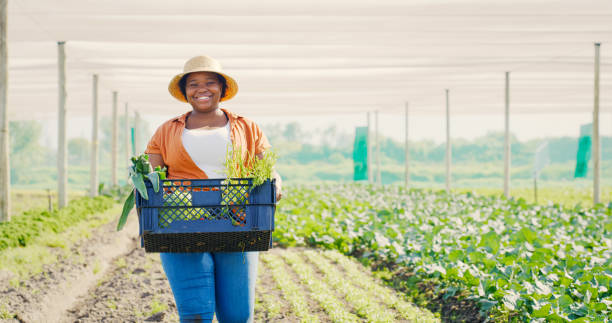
[5,0,612,119]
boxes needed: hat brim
[168,70,238,103]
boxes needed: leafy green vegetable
[116,190,134,231]
[116,154,167,231]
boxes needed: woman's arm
[147,153,166,170]
[256,152,282,201]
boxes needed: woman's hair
[179,73,227,100]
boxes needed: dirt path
[0,213,139,323]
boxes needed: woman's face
[184,72,223,113]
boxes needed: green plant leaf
[533,303,551,318]
[131,173,148,200]
[116,190,135,231]
[146,172,160,193]
[502,290,520,311]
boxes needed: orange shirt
[145,108,271,179]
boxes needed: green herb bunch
[223,146,277,186]
[116,154,167,231]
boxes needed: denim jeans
[160,251,259,323]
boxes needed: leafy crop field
[1,185,610,322]
[275,184,612,322]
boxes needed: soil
[0,213,139,323]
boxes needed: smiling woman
[143,55,282,323]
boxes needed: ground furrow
[321,249,440,323]
[255,261,291,322]
[302,249,397,322]
[279,251,362,323]
[260,253,321,323]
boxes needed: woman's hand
[273,171,282,201]
[256,152,282,201]
[147,153,166,170]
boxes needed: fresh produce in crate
[120,148,278,252]
[116,154,166,231]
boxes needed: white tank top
[181,122,231,179]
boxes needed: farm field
[1,184,610,322]
[274,184,612,322]
[0,190,437,323]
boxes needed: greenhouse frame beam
[405,102,410,188]
[367,111,372,184]
[125,102,129,178]
[111,91,118,187]
[134,110,141,155]
[90,74,99,197]
[504,72,511,198]
[0,0,9,222]
[593,42,601,205]
[375,110,381,185]
[445,89,451,193]
[57,41,67,208]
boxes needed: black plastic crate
[135,178,276,253]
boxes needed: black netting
[143,231,272,253]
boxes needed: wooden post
[504,72,511,198]
[57,41,67,208]
[134,110,141,155]
[125,103,129,178]
[90,74,99,197]
[445,89,451,193]
[405,102,410,189]
[367,112,372,184]
[593,43,601,205]
[0,0,9,222]
[111,91,118,187]
[533,177,538,204]
[375,110,381,184]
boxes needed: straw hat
[168,55,238,102]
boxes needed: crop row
[260,249,436,322]
[274,184,612,322]
[260,252,320,323]
[318,249,437,321]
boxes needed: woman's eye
[207,82,217,86]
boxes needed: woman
[145,55,282,323]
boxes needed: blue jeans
[160,252,259,323]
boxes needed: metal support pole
[404,102,410,188]
[593,43,601,205]
[111,91,118,187]
[134,110,141,155]
[125,103,129,178]
[0,0,9,222]
[504,72,511,198]
[445,89,451,193]
[375,110,381,185]
[367,112,373,183]
[534,177,538,204]
[57,41,67,208]
[90,74,99,197]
